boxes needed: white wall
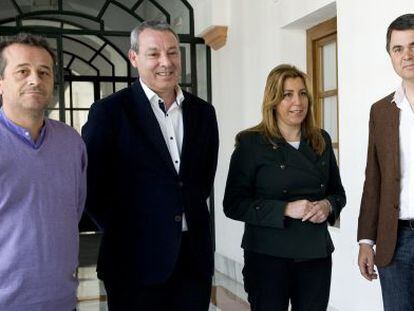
[189,0,413,310]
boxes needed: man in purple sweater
[0,34,86,310]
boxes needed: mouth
[156,71,175,77]
[21,88,44,95]
[289,109,304,113]
[403,64,414,70]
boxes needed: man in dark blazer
[82,20,219,310]
[358,14,414,311]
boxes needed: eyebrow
[284,88,307,92]
[15,63,52,71]
[392,41,414,49]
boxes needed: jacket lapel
[126,81,177,175]
[387,99,400,178]
[179,95,197,177]
[287,141,323,179]
[267,136,324,179]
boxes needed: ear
[128,49,139,69]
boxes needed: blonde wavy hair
[244,64,325,154]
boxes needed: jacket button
[321,161,326,166]
[280,164,286,169]
[178,181,184,188]
[174,215,182,222]
[282,189,288,194]
[255,206,261,210]
[320,184,325,188]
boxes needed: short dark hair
[0,33,56,77]
[130,20,179,52]
[386,14,414,53]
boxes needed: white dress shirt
[395,84,414,220]
[359,83,414,246]
[140,79,188,231]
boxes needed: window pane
[0,0,18,20]
[180,44,191,84]
[322,96,338,142]
[196,44,208,101]
[334,148,339,164]
[67,110,89,134]
[46,109,60,121]
[100,82,116,98]
[155,0,191,34]
[322,41,337,91]
[66,82,94,108]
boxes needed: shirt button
[320,184,325,189]
[170,137,174,140]
[282,189,288,194]
[175,160,179,164]
[280,164,286,170]
[174,215,182,222]
[25,132,30,136]
[255,206,261,210]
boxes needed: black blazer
[82,81,219,285]
[223,130,345,259]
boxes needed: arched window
[0,0,211,130]
[0,0,212,232]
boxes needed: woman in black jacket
[223,64,346,311]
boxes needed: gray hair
[0,33,56,77]
[130,20,179,52]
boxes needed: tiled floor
[77,234,250,311]
[77,234,336,311]
[76,267,249,310]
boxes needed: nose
[159,52,172,67]
[402,47,414,60]
[28,72,41,85]
[292,93,301,105]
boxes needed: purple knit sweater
[0,116,87,311]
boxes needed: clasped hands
[284,199,331,223]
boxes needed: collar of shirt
[392,82,414,220]
[393,83,409,110]
[0,107,47,149]
[139,78,185,111]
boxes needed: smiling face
[129,28,181,99]
[389,29,414,83]
[0,43,54,118]
[276,77,309,131]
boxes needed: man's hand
[302,200,331,223]
[358,244,378,281]
[284,200,313,219]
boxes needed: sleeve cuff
[358,239,375,246]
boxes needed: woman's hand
[301,199,331,223]
[284,200,314,219]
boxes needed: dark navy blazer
[82,80,219,285]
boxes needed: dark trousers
[378,227,414,311]
[243,251,332,311]
[103,233,212,311]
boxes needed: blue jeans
[378,227,414,311]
